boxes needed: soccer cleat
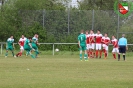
[5,56,7,58]
[99,56,101,59]
[14,56,16,58]
[85,60,88,61]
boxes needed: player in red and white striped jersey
[101,33,110,59]
[86,30,90,58]
[95,30,103,58]
[111,35,119,59]
[89,30,95,58]
[16,35,27,57]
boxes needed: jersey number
[81,36,83,41]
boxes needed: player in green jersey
[78,30,88,61]
[32,34,39,58]
[24,37,35,59]
[5,36,16,58]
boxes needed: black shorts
[119,46,126,53]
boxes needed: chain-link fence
[20,10,133,38]
[0,10,133,52]
[18,10,133,51]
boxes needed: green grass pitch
[0,52,133,88]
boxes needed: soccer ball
[55,48,59,52]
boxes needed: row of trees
[0,0,133,51]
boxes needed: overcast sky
[71,0,82,8]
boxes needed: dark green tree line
[0,0,132,51]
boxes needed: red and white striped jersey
[19,37,27,46]
[111,38,118,48]
[95,33,102,44]
[89,33,95,43]
[86,34,90,44]
[102,37,110,46]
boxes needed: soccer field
[0,53,133,88]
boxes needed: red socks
[19,52,22,56]
[100,50,102,57]
[96,50,98,57]
[113,53,116,59]
[103,49,107,58]
[88,51,89,57]
[16,52,22,57]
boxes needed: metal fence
[19,10,133,40]
[1,10,133,54]
[0,42,133,55]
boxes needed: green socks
[80,54,82,60]
[84,54,88,60]
[35,51,39,57]
[5,52,8,56]
[11,51,14,56]
[26,51,30,56]
[80,54,88,61]
[30,54,35,59]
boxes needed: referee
[118,34,128,61]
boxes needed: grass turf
[0,52,133,88]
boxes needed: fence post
[117,14,120,39]
[92,9,94,30]
[43,10,45,30]
[1,43,2,55]
[68,8,70,34]
[53,43,54,56]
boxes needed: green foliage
[0,0,133,51]
[79,0,116,10]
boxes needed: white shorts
[20,46,24,50]
[102,44,108,51]
[89,43,95,49]
[96,44,102,50]
[86,44,90,50]
[112,48,119,53]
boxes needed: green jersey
[32,37,38,44]
[7,38,14,47]
[32,37,38,50]
[24,39,31,48]
[78,33,86,46]
[24,39,33,52]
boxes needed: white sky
[71,0,82,8]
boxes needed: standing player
[95,30,103,58]
[24,37,35,59]
[32,34,39,58]
[5,36,15,57]
[86,30,90,58]
[101,33,110,59]
[89,30,95,58]
[111,35,119,59]
[16,35,27,57]
[78,30,88,61]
